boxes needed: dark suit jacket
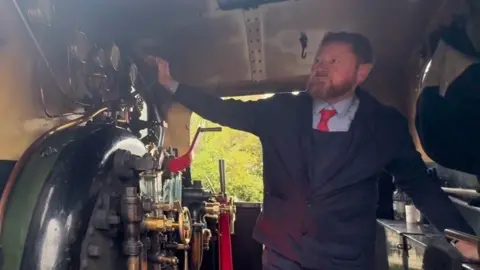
[173,84,474,269]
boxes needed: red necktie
[316,108,337,131]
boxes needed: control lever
[216,159,236,233]
[216,159,234,270]
[445,229,480,262]
[200,127,222,132]
[219,159,226,196]
[167,126,222,173]
[445,229,479,244]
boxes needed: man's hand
[455,240,480,260]
[145,56,175,89]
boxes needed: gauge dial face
[109,43,121,70]
[129,63,138,85]
[70,31,90,63]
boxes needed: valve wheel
[178,206,192,245]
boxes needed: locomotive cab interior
[1,0,480,269]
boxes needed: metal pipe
[127,256,140,270]
[445,229,479,245]
[442,187,480,199]
[0,107,108,236]
[219,159,226,194]
[122,186,143,270]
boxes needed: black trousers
[262,247,304,270]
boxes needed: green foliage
[189,101,265,202]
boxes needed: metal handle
[445,229,479,245]
[200,127,222,132]
[219,159,226,194]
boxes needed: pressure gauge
[129,63,138,86]
[70,31,90,63]
[27,0,55,25]
[109,43,121,71]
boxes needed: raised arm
[147,56,271,135]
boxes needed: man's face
[307,42,370,101]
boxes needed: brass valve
[204,202,221,218]
[220,197,237,234]
[220,203,235,214]
[144,216,178,232]
[174,200,192,245]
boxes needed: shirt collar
[312,95,357,117]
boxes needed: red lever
[166,127,221,173]
[167,152,192,173]
[219,212,233,270]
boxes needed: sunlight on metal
[421,60,432,85]
[39,219,62,270]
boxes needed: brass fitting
[219,204,235,214]
[158,255,179,265]
[204,202,221,218]
[154,203,174,212]
[176,244,188,250]
[202,229,212,250]
[144,216,178,232]
[220,197,237,234]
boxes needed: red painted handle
[219,212,233,270]
[166,126,221,173]
[167,152,192,173]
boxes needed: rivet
[87,244,100,257]
[81,259,88,268]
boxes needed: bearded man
[148,32,478,270]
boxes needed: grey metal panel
[115,0,443,90]
[17,0,449,109]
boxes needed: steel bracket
[243,9,266,82]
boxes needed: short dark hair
[320,32,374,64]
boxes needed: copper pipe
[127,256,140,270]
[0,107,108,235]
[141,256,148,270]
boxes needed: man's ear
[356,63,373,84]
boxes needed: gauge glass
[70,31,90,63]
[110,43,121,70]
[129,63,138,85]
[94,49,107,68]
